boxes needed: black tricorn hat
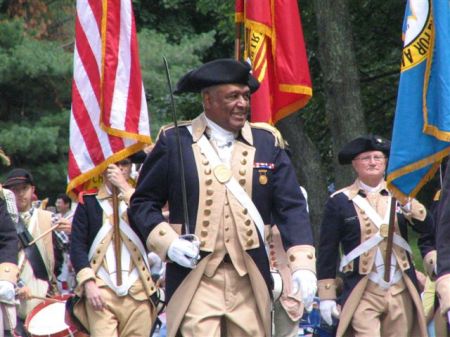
[338,135,391,165]
[174,58,260,94]
[3,168,35,188]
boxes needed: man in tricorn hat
[129,58,316,336]
[317,135,430,337]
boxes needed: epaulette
[156,121,192,142]
[250,122,286,149]
[78,189,98,204]
[330,186,350,198]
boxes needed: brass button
[307,253,313,259]
[201,230,208,237]
[151,286,155,291]
[325,284,331,289]
[203,220,210,227]
[159,229,166,236]
[365,229,372,235]
[93,260,97,265]
[225,227,230,231]
[289,255,295,262]
[225,200,229,206]
[226,238,230,243]
[138,257,141,261]
[270,250,275,255]
[206,199,213,206]
[420,209,424,214]
[4,268,9,272]
[245,219,251,226]
[241,158,247,165]
[243,208,248,215]
[362,260,368,266]
[360,210,365,215]
[206,178,213,185]
[402,263,408,268]
[242,150,248,156]
[363,216,369,221]
[97,250,101,254]
[402,255,407,261]
[203,159,209,165]
[205,168,211,175]
[363,252,369,256]
[239,179,246,185]
[247,239,254,246]
[200,240,206,247]
[207,189,214,196]
[362,268,367,273]
[101,240,105,244]
[204,209,211,216]
[239,169,246,176]
[365,222,371,227]
[225,214,230,219]
[246,229,253,236]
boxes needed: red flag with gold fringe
[236,0,312,124]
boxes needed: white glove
[0,280,15,303]
[291,269,317,311]
[148,252,165,276]
[167,238,199,269]
[319,299,340,326]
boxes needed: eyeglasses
[354,155,386,163]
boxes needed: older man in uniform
[129,58,317,337]
[317,135,430,337]
[70,162,158,337]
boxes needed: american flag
[67,0,151,197]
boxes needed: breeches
[85,287,154,337]
[351,282,414,337]
[181,262,265,337]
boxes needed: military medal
[258,169,268,185]
[213,164,232,183]
[254,162,275,185]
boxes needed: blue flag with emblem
[387,0,450,199]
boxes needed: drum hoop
[25,294,78,337]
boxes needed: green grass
[409,229,425,273]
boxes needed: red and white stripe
[67,0,150,195]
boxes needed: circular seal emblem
[401,0,432,71]
[213,164,232,184]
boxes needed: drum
[271,270,283,302]
[25,294,85,337]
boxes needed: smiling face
[351,150,387,186]
[202,84,251,132]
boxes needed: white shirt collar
[358,180,383,193]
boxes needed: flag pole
[112,185,122,286]
[235,21,241,60]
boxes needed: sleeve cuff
[76,267,96,286]
[404,199,426,221]
[436,274,450,314]
[318,278,337,300]
[0,263,18,284]
[423,250,437,279]
[119,188,135,205]
[147,222,179,260]
[286,245,316,274]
